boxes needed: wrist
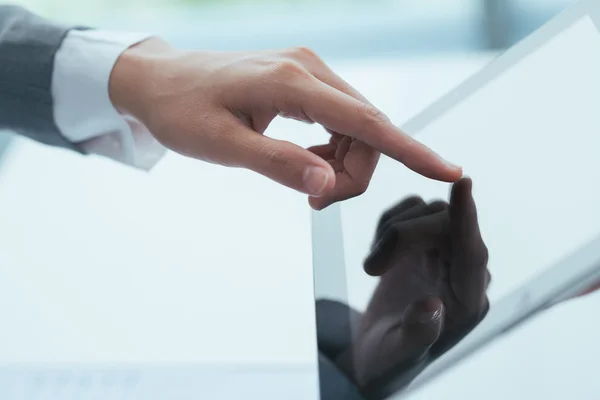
[109,36,175,120]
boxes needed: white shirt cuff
[52,29,166,170]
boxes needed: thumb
[402,296,445,349]
[355,297,444,390]
[232,124,336,196]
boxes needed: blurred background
[0,0,577,160]
[0,0,588,399]
[15,0,575,52]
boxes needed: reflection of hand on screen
[342,178,491,393]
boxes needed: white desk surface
[2,53,598,399]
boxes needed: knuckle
[480,297,491,318]
[466,244,489,271]
[357,103,389,127]
[428,200,449,213]
[258,144,289,168]
[291,46,320,60]
[381,210,394,224]
[480,244,490,266]
[269,60,306,79]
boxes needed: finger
[375,200,447,245]
[376,197,425,239]
[279,78,462,182]
[486,270,492,289]
[334,136,352,160]
[329,132,344,145]
[355,297,443,388]
[287,46,372,105]
[308,138,378,210]
[401,296,445,350]
[369,201,439,267]
[298,64,380,210]
[225,118,337,196]
[306,143,345,173]
[375,297,444,361]
[365,210,449,276]
[427,200,449,214]
[307,143,336,159]
[449,177,490,313]
[429,305,488,360]
[375,200,428,243]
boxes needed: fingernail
[417,308,443,324]
[444,158,462,171]
[303,166,329,196]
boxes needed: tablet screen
[312,2,600,398]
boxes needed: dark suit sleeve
[316,299,365,400]
[318,352,365,400]
[316,299,362,360]
[0,5,85,152]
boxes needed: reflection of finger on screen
[375,196,425,239]
[449,177,489,310]
[365,212,449,276]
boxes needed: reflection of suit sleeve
[318,352,365,400]
[0,5,83,151]
[316,299,364,400]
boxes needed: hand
[340,178,490,393]
[109,38,462,210]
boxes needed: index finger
[448,177,490,313]
[290,79,462,182]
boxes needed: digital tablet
[311,1,600,398]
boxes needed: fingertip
[363,236,396,276]
[461,175,473,190]
[308,196,325,211]
[308,193,336,211]
[323,167,337,192]
[450,175,474,205]
[303,164,336,197]
[412,302,444,331]
[428,151,462,182]
[404,296,444,345]
[443,167,463,183]
[364,261,385,277]
[451,166,464,181]
[364,252,385,277]
[413,162,462,183]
